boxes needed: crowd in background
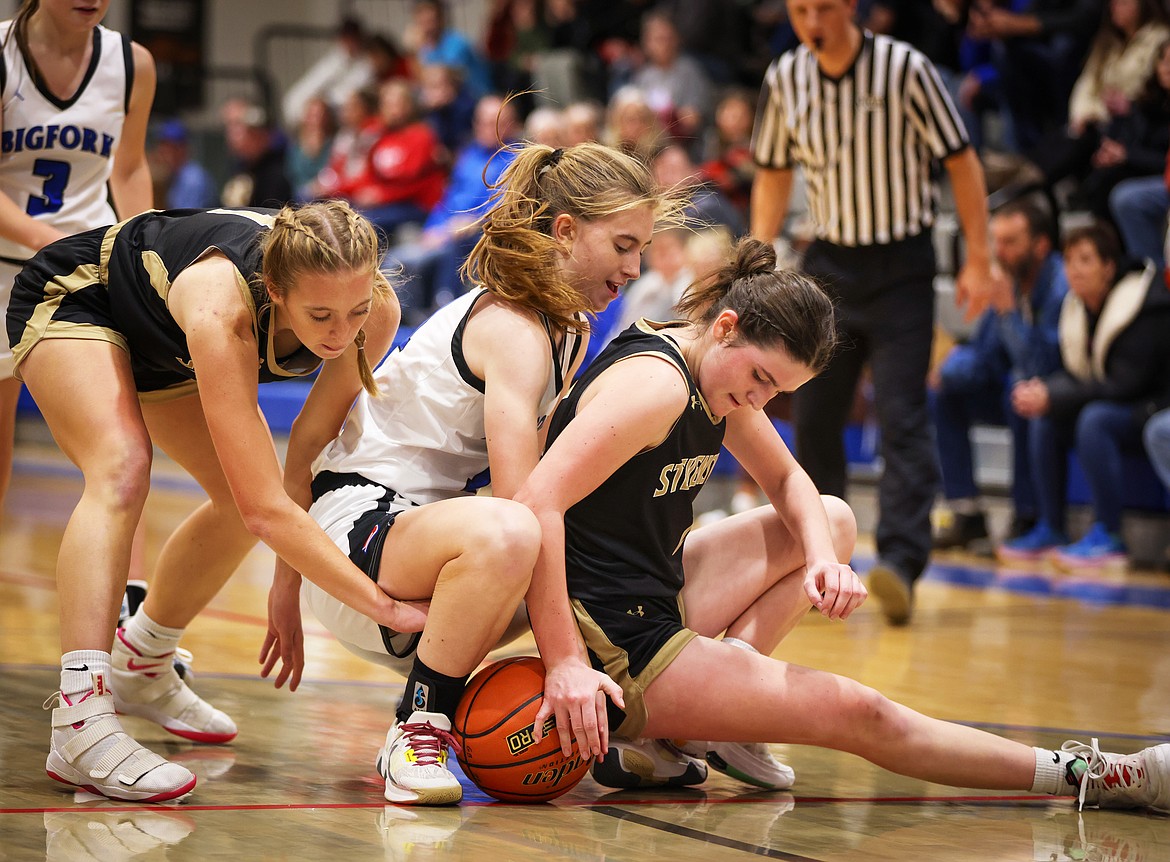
[142,0,1170,570]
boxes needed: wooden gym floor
[1,440,1168,861]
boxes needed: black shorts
[571,593,698,738]
[7,226,192,394]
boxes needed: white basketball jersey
[312,289,584,509]
[0,22,128,263]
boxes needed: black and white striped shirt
[752,31,969,247]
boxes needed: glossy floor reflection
[1,443,1169,861]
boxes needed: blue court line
[924,560,1170,611]
[13,456,205,494]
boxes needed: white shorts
[305,476,422,674]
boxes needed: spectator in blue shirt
[152,120,217,210]
[407,0,492,98]
[387,94,521,324]
[932,200,1067,553]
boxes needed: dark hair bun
[733,237,777,278]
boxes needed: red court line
[0,793,1054,816]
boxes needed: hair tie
[539,147,564,177]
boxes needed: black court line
[590,805,822,861]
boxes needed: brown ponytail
[677,237,838,372]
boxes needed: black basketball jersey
[545,321,725,602]
[102,207,320,387]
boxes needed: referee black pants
[794,234,939,582]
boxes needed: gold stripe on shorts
[570,597,698,739]
[137,379,199,404]
[10,262,127,377]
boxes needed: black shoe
[932,511,990,551]
[867,561,914,626]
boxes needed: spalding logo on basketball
[453,656,593,802]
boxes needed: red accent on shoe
[399,721,462,765]
[46,768,197,803]
[163,725,239,744]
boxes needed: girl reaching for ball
[514,236,1170,813]
[261,141,687,805]
[10,202,401,803]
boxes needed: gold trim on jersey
[570,596,698,739]
[10,263,127,377]
[633,318,721,425]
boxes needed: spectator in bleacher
[366,33,413,89]
[286,97,337,202]
[604,85,665,164]
[282,16,373,128]
[309,88,382,202]
[406,0,492,98]
[355,79,447,241]
[484,0,549,97]
[610,227,692,335]
[932,201,1067,555]
[150,120,217,210]
[1109,46,1170,267]
[967,0,1102,154]
[418,62,477,155]
[221,104,292,208]
[563,99,603,144]
[1144,406,1170,491]
[524,105,566,147]
[629,11,714,150]
[999,221,1170,569]
[1025,0,1169,212]
[651,0,750,86]
[652,143,746,237]
[869,1,1000,153]
[386,94,521,325]
[578,0,653,96]
[700,89,757,222]
[1075,34,1170,223]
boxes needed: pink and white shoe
[45,678,196,803]
[111,628,237,744]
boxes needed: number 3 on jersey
[27,158,71,216]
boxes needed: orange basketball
[453,656,593,803]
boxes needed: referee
[751,0,1009,625]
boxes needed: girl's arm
[723,408,865,620]
[465,301,557,498]
[109,42,157,220]
[261,290,402,690]
[170,256,417,629]
[514,355,687,757]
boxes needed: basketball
[453,656,593,803]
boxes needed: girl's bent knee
[821,495,858,562]
[468,501,541,577]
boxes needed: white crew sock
[61,650,112,700]
[1031,747,1079,795]
[122,608,184,658]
